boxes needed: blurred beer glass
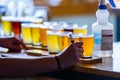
[73,33,80,42]
[31,18,43,24]
[20,17,32,23]
[1,16,12,36]
[11,17,21,38]
[31,24,41,46]
[73,24,87,35]
[21,23,32,44]
[47,30,59,54]
[58,32,71,52]
[49,22,64,32]
[43,21,52,26]
[63,23,74,33]
[79,34,94,59]
[40,24,49,47]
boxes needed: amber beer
[58,32,70,51]
[47,31,59,54]
[1,16,12,36]
[11,17,21,38]
[73,34,80,42]
[21,23,32,44]
[31,24,41,46]
[40,25,49,47]
[80,34,94,58]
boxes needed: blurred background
[0,0,119,41]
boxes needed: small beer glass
[80,34,94,59]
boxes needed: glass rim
[80,34,94,38]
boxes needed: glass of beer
[63,23,74,33]
[1,16,12,36]
[79,34,94,59]
[73,24,87,35]
[73,33,80,42]
[40,25,49,47]
[31,18,43,24]
[31,24,41,46]
[57,32,71,51]
[49,23,64,32]
[11,17,21,38]
[19,17,32,23]
[47,30,59,54]
[21,23,32,45]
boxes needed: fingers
[8,46,21,52]
[6,43,21,52]
[18,41,28,50]
[73,42,83,58]
[73,41,83,48]
[12,38,28,50]
[75,47,83,58]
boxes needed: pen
[69,33,74,43]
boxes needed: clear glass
[31,24,41,46]
[73,24,87,35]
[40,25,49,47]
[57,32,71,51]
[47,30,59,54]
[80,34,94,59]
[21,23,32,45]
[1,16,12,36]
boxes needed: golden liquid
[60,29,64,32]
[34,22,42,24]
[73,28,87,35]
[31,28,41,45]
[2,21,12,36]
[22,27,32,44]
[74,37,79,42]
[80,37,94,57]
[58,35,70,51]
[40,28,49,46]
[47,34,59,53]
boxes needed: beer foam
[21,23,31,28]
[73,24,87,29]
[80,34,94,38]
[1,16,13,21]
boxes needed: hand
[57,41,83,68]
[0,37,28,52]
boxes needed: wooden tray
[79,56,102,64]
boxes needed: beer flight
[1,16,94,59]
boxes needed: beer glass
[31,18,43,24]
[31,24,41,46]
[19,17,32,23]
[79,34,94,59]
[63,23,74,33]
[11,17,21,38]
[57,32,71,51]
[40,25,49,47]
[73,34,80,42]
[73,25,87,35]
[49,23,64,32]
[47,31,59,54]
[21,23,32,44]
[1,16,12,36]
